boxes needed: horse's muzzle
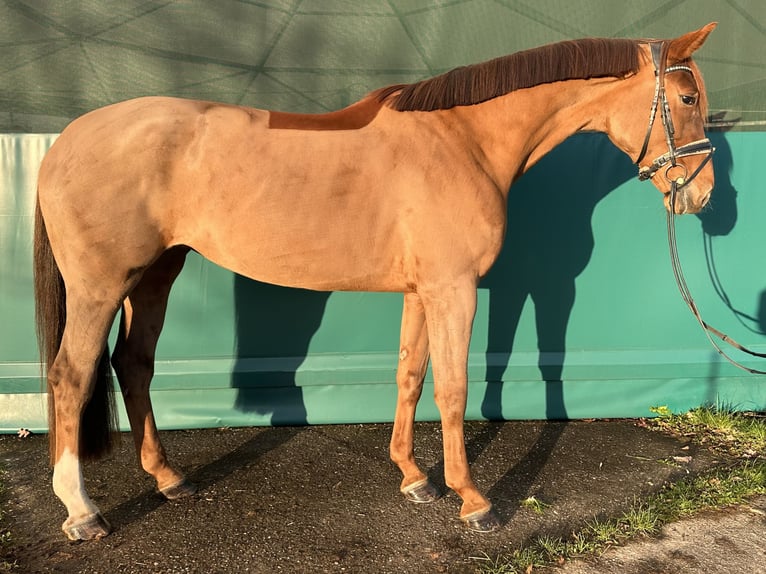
[665,182,711,215]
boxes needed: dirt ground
[0,420,763,573]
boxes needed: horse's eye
[681,94,698,106]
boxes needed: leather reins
[637,41,766,374]
[667,188,766,374]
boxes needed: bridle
[638,41,766,375]
[635,41,714,188]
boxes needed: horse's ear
[668,22,717,62]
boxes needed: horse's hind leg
[389,293,440,503]
[50,295,121,540]
[111,247,196,499]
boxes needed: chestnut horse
[34,24,716,539]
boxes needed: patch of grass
[520,496,550,515]
[621,503,659,535]
[566,531,591,556]
[476,462,766,573]
[536,534,565,561]
[586,517,621,546]
[474,408,766,574]
[649,405,766,459]
[471,552,523,574]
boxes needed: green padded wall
[2,2,766,431]
[3,130,766,431]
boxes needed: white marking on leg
[53,448,100,521]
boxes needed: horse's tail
[33,196,117,465]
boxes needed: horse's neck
[448,76,625,191]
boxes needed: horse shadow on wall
[471,131,737,519]
[480,133,639,424]
[227,134,633,426]
[480,130,738,419]
[226,132,738,515]
[227,133,609,427]
[231,281,330,425]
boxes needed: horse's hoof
[461,507,502,532]
[63,513,111,541]
[401,479,442,504]
[160,478,198,500]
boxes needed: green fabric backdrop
[0,0,764,131]
[1,1,765,431]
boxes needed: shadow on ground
[0,419,744,574]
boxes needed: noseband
[635,41,714,188]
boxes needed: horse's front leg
[389,293,440,503]
[421,281,501,532]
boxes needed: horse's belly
[190,212,412,293]
[205,244,410,292]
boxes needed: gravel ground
[0,420,761,573]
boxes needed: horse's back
[35,96,410,289]
[36,94,504,293]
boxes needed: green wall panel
[0,1,764,131]
[2,131,766,432]
[2,2,766,431]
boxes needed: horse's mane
[380,38,641,112]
